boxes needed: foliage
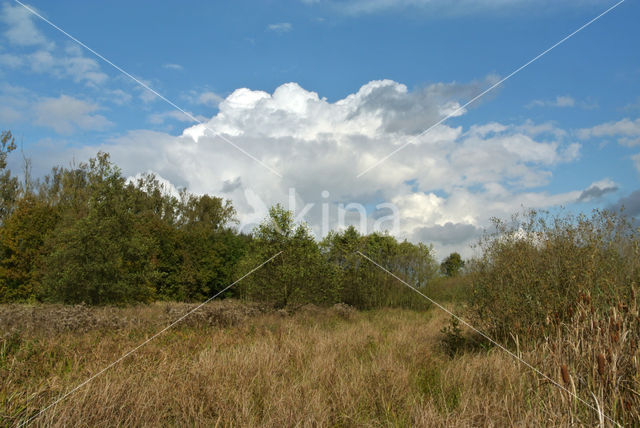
[0,144,246,305]
[0,195,58,302]
[40,153,157,304]
[0,131,19,224]
[440,252,464,277]
[238,204,339,308]
[467,208,639,342]
[322,226,438,309]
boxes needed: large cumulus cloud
[63,79,585,257]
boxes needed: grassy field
[1,300,622,427]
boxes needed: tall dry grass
[2,300,626,427]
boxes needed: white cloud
[577,178,618,202]
[1,3,54,49]
[302,0,605,16]
[34,95,112,134]
[633,153,640,173]
[197,91,224,107]
[267,22,293,33]
[527,95,575,108]
[0,52,24,68]
[6,44,108,86]
[527,95,598,110]
[62,79,587,257]
[1,4,108,86]
[105,89,133,106]
[554,95,575,107]
[577,118,640,146]
[162,63,183,70]
[148,110,204,125]
[0,83,32,124]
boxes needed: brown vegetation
[3,301,636,427]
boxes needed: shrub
[467,209,639,343]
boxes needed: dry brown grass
[0,301,630,427]
[536,294,640,426]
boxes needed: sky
[1,0,639,259]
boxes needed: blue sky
[1,0,639,257]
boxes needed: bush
[467,208,639,342]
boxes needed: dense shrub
[467,209,639,342]
[461,209,640,425]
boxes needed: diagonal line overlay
[18,251,282,428]
[356,250,621,427]
[14,0,282,178]
[356,0,626,178]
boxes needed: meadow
[2,292,638,427]
[0,143,638,426]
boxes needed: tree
[440,252,464,277]
[0,131,19,224]
[321,227,437,309]
[0,195,58,301]
[41,153,156,304]
[238,204,338,308]
[172,193,242,301]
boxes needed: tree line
[0,130,441,308]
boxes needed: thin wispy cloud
[526,95,599,110]
[162,63,183,71]
[267,22,293,33]
[578,117,640,146]
[527,95,575,108]
[301,0,610,16]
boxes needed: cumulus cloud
[578,178,618,202]
[65,79,588,257]
[267,22,293,33]
[34,95,112,134]
[413,222,481,246]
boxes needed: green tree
[0,195,58,301]
[172,193,241,301]
[0,131,19,224]
[41,153,156,304]
[238,204,338,308]
[322,227,437,309]
[440,252,464,277]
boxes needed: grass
[2,300,624,427]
